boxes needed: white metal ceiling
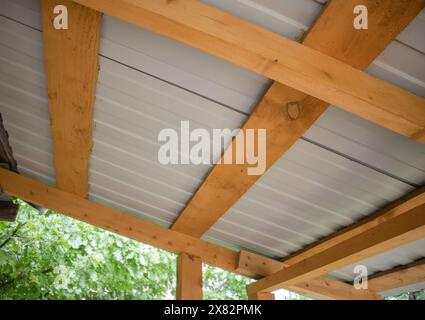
[1,0,425,294]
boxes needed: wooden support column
[177,253,203,300]
[41,0,101,197]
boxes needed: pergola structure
[0,0,425,300]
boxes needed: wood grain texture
[73,0,425,141]
[238,250,380,300]
[172,86,328,236]
[177,253,203,300]
[41,0,101,196]
[0,168,281,279]
[368,258,425,292]
[248,291,275,300]
[288,277,380,300]
[171,0,424,237]
[281,188,425,267]
[247,189,425,293]
[304,0,424,70]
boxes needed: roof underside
[1,0,425,295]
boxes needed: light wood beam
[177,253,203,300]
[238,250,379,300]
[249,292,275,300]
[281,189,425,267]
[73,0,425,141]
[171,0,424,237]
[368,258,425,293]
[172,85,328,236]
[0,168,280,279]
[288,277,380,300]
[247,189,425,294]
[0,168,390,300]
[41,0,101,197]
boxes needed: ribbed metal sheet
[330,238,425,282]
[329,238,425,297]
[90,55,248,226]
[0,13,54,186]
[201,0,323,40]
[381,280,425,298]
[205,138,416,257]
[199,1,425,285]
[1,0,425,295]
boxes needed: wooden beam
[368,258,425,293]
[238,250,379,300]
[0,168,383,300]
[287,277,380,300]
[237,249,284,279]
[249,292,275,300]
[0,168,282,278]
[172,85,328,236]
[281,189,425,267]
[73,0,425,141]
[41,0,101,197]
[171,0,424,237]
[176,253,203,300]
[247,188,425,294]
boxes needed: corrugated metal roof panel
[397,9,425,54]
[204,138,416,258]
[330,238,425,283]
[90,55,248,226]
[202,0,425,271]
[1,0,425,297]
[201,0,323,40]
[304,107,425,186]
[100,16,270,114]
[380,280,425,298]
[0,14,54,185]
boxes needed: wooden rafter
[368,258,425,293]
[247,188,425,294]
[171,0,425,237]
[3,168,357,299]
[177,253,203,300]
[281,189,425,267]
[288,277,380,300]
[238,250,379,300]
[73,0,425,141]
[41,0,101,197]
[0,168,278,278]
[34,0,425,299]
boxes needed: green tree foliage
[7,201,422,300]
[0,201,252,300]
[203,265,252,300]
[386,290,425,300]
[0,201,176,299]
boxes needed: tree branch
[0,223,26,249]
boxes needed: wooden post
[176,253,203,300]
